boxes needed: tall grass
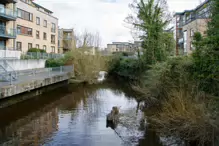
[133,56,219,145]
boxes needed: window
[17,25,32,36]
[51,35,55,44]
[51,46,55,53]
[36,30,40,39]
[43,32,47,40]
[43,20,47,27]
[36,44,39,49]
[16,42,22,51]
[183,30,187,53]
[21,0,32,4]
[28,43,32,50]
[36,17,40,25]
[190,29,194,37]
[43,45,47,51]
[17,8,33,21]
[51,23,56,33]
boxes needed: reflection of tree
[138,126,163,146]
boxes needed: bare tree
[75,29,102,49]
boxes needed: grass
[151,89,217,145]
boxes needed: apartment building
[58,28,76,53]
[107,42,134,53]
[0,0,58,53]
[0,0,17,50]
[16,0,58,53]
[175,0,210,55]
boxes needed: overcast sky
[36,0,205,47]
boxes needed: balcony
[0,26,16,39]
[63,36,72,40]
[1,0,17,4]
[51,28,56,33]
[0,8,17,21]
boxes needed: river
[0,82,164,146]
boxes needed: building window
[51,23,56,33]
[183,30,187,53]
[21,0,32,4]
[43,32,47,40]
[17,8,33,21]
[43,20,47,27]
[51,46,55,53]
[28,43,32,50]
[51,35,55,44]
[190,29,194,37]
[36,30,40,39]
[16,42,22,51]
[36,44,39,49]
[43,45,46,51]
[17,25,32,36]
[36,17,40,25]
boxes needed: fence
[0,65,74,85]
[0,50,21,59]
[21,52,65,59]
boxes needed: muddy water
[0,82,163,146]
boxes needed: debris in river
[106,106,120,129]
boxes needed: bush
[108,56,145,80]
[45,58,65,67]
[28,48,46,53]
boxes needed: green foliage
[45,58,65,67]
[190,0,219,96]
[108,57,145,80]
[132,0,171,64]
[28,48,46,53]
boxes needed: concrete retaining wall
[0,73,71,99]
[0,59,46,71]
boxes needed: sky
[36,0,205,47]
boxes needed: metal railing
[0,25,16,38]
[0,7,17,19]
[21,52,65,59]
[0,65,74,85]
[0,60,17,82]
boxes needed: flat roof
[32,1,53,13]
[175,0,209,15]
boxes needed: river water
[0,82,164,146]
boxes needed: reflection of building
[175,0,210,55]
[58,28,76,53]
[0,0,59,53]
[107,41,142,53]
[0,108,59,145]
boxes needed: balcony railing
[0,25,16,38]
[0,7,17,20]
[63,36,72,40]
[51,28,56,33]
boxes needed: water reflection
[0,83,163,146]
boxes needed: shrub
[108,56,145,80]
[45,58,65,67]
[28,48,46,53]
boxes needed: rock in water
[106,106,120,128]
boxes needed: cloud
[36,0,205,47]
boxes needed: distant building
[175,0,210,55]
[107,41,142,53]
[58,28,76,53]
